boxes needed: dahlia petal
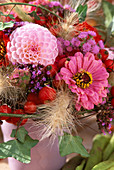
[7,23,58,65]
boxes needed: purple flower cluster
[96,104,114,134]
[57,31,105,56]
[27,64,51,93]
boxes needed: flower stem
[0,2,63,20]
[0,112,40,119]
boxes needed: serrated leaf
[27,11,40,20]
[0,135,38,163]
[0,21,14,31]
[11,127,28,143]
[58,133,89,157]
[76,4,87,23]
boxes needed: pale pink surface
[1,120,66,170]
[60,52,109,110]
[7,23,58,66]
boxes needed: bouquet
[0,0,113,165]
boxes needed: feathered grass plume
[33,88,80,141]
[0,70,26,108]
[55,0,101,40]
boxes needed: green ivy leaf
[0,133,38,163]
[58,133,89,157]
[0,21,14,31]
[0,11,15,19]
[11,127,28,143]
[76,4,87,23]
[27,11,40,20]
[8,14,15,20]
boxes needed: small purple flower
[78,32,88,39]
[66,46,73,52]
[36,82,40,87]
[47,71,50,75]
[31,81,34,84]
[92,45,100,54]
[87,39,96,46]
[42,77,46,81]
[88,31,96,37]
[38,70,41,74]
[98,40,104,49]
[31,89,35,92]
[64,40,70,46]
[71,37,77,46]
[75,40,81,47]
[82,43,91,52]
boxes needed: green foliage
[11,126,28,143]
[58,133,89,158]
[0,127,38,163]
[76,4,87,23]
[0,21,14,30]
[84,134,111,170]
[27,11,40,20]
[102,0,114,28]
[62,134,114,170]
[0,11,15,19]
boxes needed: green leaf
[92,160,114,170]
[8,14,15,20]
[76,4,87,23]
[103,134,114,161]
[58,133,89,157]
[102,1,113,28]
[0,21,14,31]
[85,134,111,170]
[0,11,15,19]
[76,159,86,170]
[11,127,28,143]
[0,134,38,163]
[27,11,40,20]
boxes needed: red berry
[104,59,114,72]
[38,86,56,104]
[45,64,58,77]
[24,101,37,114]
[0,105,12,120]
[111,86,114,97]
[111,98,114,108]
[58,58,66,69]
[27,92,39,104]
[99,49,109,61]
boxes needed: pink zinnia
[7,23,58,65]
[60,52,109,111]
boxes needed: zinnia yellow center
[73,70,93,89]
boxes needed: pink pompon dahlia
[7,23,58,66]
[60,52,109,111]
